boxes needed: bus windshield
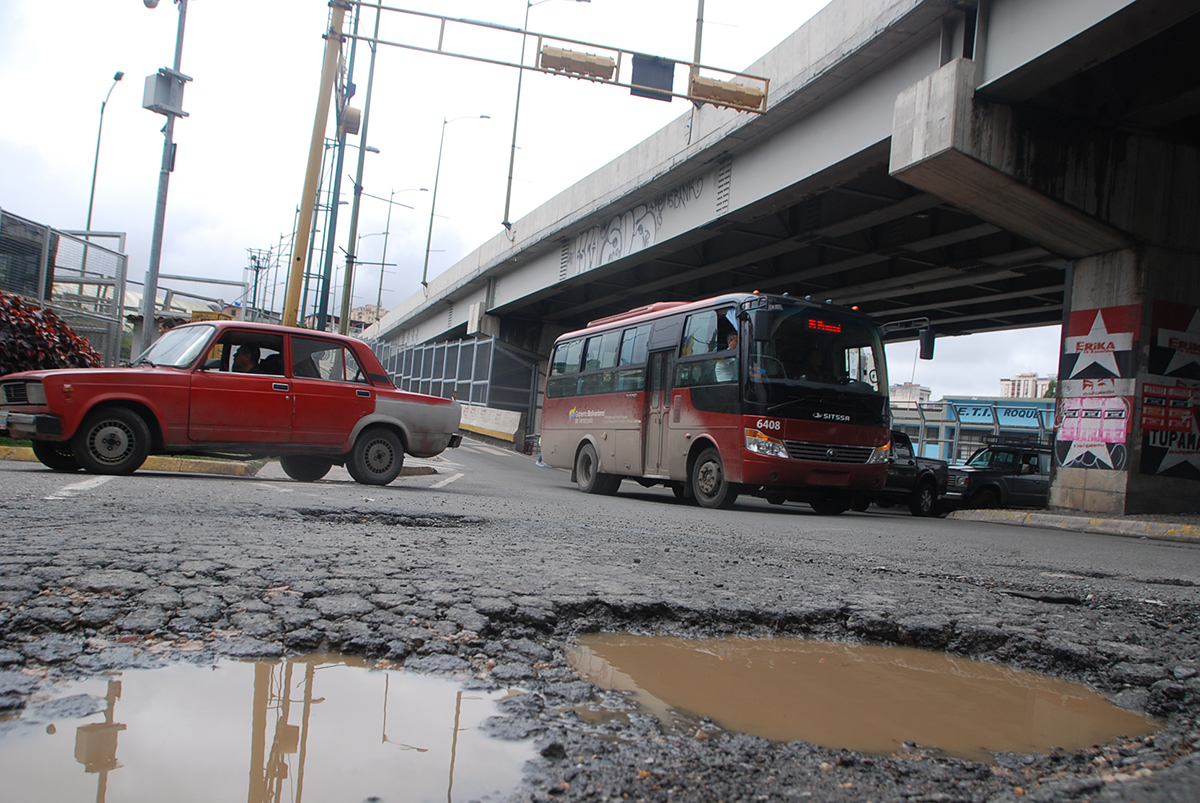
[745,305,888,421]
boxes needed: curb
[1,446,435,479]
[948,509,1200,542]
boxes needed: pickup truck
[871,430,949,516]
[942,440,1052,510]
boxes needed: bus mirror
[750,309,772,341]
[919,328,936,360]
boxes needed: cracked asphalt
[1,438,1198,802]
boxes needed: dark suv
[943,439,1052,509]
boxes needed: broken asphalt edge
[949,508,1200,543]
[0,445,436,479]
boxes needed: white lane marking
[461,440,517,458]
[255,483,294,493]
[431,472,464,489]
[45,475,114,500]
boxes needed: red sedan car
[0,321,461,486]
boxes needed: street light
[373,187,426,313]
[422,115,490,287]
[316,138,379,333]
[502,0,591,232]
[137,0,191,355]
[356,231,388,319]
[85,71,124,234]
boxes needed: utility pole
[282,2,350,328]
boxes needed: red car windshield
[134,324,215,368]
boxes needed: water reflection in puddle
[567,634,1159,762]
[0,653,533,802]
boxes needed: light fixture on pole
[502,0,590,233]
[86,71,124,235]
[422,115,489,288]
[375,187,426,313]
[137,0,192,355]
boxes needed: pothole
[291,508,484,527]
[566,634,1159,762]
[0,653,532,802]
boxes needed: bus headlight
[866,441,891,464]
[745,428,788,459]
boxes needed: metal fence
[372,336,543,433]
[0,209,129,366]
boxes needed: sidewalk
[949,508,1200,542]
[0,445,439,480]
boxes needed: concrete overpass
[368,0,1200,515]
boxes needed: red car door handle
[272,383,289,391]
[356,389,371,398]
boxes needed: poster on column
[1056,305,1140,470]
[1147,301,1200,379]
[1056,395,1132,469]
[1140,301,1200,480]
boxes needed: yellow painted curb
[949,509,1200,542]
[0,445,37,463]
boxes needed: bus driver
[714,331,738,382]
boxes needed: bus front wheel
[692,447,738,509]
[576,443,620,495]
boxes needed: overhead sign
[947,402,1050,429]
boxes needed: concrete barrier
[458,405,524,444]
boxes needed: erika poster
[1061,304,1140,380]
[1056,305,1140,471]
[1140,302,1200,481]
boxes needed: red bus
[540,292,892,513]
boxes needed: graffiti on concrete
[570,178,704,275]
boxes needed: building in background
[1000,372,1054,398]
[890,382,932,407]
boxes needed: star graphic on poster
[1059,440,1118,469]
[1154,430,1200,475]
[1065,310,1133,378]
[1160,308,1200,375]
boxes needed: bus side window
[551,340,583,375]
[680,311,718,357]
[619,325,650,365]
[548,339,583,398]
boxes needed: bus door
[644,350,674,476]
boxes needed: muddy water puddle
[567,634,1158,761]
[0,653,533,802]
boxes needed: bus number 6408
[756,419,782,431]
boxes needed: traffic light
[540,46,616,80]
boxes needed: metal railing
[892,399,1056,463]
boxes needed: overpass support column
[890,59,1200,515]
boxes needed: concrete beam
[889,58,1133,259]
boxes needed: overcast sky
[0,0,1061,397]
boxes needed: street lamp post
[315,140,377,332]
[375,187,426,313]
[422,115,489,288]
[86,71,124,234]
[354,231,387,319]
[338,1,386,336]
[502,0,590,232]
[137,0,191,356]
